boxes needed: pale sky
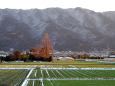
[0,0,115,12]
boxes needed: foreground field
[0,61,115,86]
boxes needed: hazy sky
[0,0,115,12]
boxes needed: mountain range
[0,7,115,51]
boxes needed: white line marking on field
[27,69,34,78]
[33,80,35,86]
[41,70,43,78]
[21,79,28,86]
[65,70,76,77]
[21,69,34,86]
[34,70,37,78]
[51,70,57,78]
[46,70,50,78]
[26,78,115,80]
[41,79,44,86]
[56,70,65,78]
[41,68,115,70]
[74,70,88,77]
[48,79,54,86]
[70,70,80,77]
[61,70,72,78]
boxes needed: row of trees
[0,50,52,62]
[71,54,104,59]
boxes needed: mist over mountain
[0,7,115,51]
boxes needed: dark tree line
[0,50,52,62]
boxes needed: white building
[0,51,7,57]
[54,57,74,61]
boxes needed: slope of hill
[0,8,115,51]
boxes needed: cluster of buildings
[0,49,115,62]
[53,50,115,61]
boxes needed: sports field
[0,61,115,86]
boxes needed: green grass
[0,69,29,86]
[26,68,115,86]
[42,70,50,78]
[29,70,36,78]
[0,62,115,86]
[27,80,33,86]
[27,80,115,86]
[34,80,42,86]
[50,80,115,86]
[36,70,42,78]
[29,69,42,79]
[44,80,53,86]
[58,70,115,78]
[29,69,115,79]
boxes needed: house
[0,51,7,57]
[0,53,7,57]
[54,57,74,61]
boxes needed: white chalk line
[21,69,34,86]
[56,70,65,78]
[46,70,50,78]
[26,78,115,80]
[41,68,115,70]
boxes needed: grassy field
[0,69,29,86]
[27,80,115,86]
[27,68,115,86]
[27,80,43,86]
[0,61,115,86]
[29,69,115,79]
[50,80,115,86]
